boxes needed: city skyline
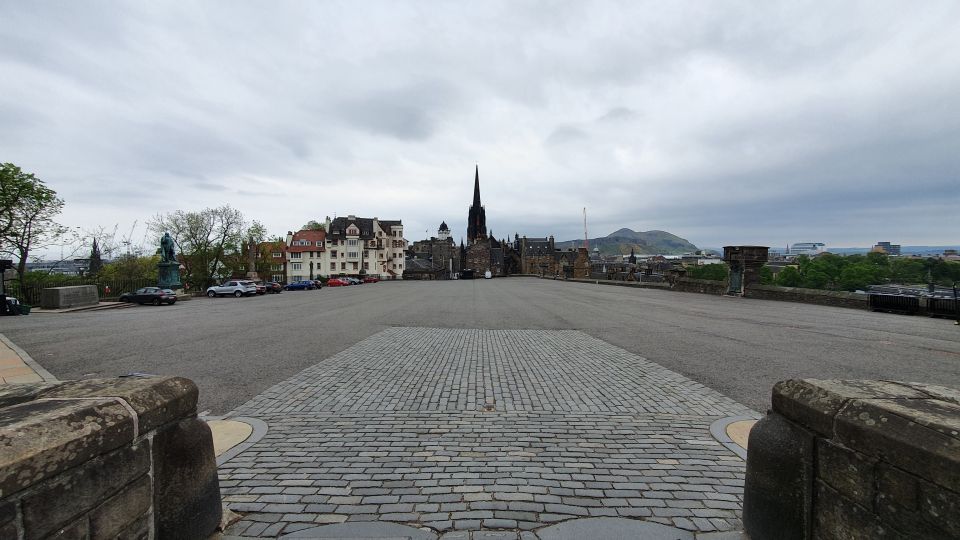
[3,2,959,252]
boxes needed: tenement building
[324,215,406,279]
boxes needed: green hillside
[556,228,698,255]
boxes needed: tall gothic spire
[472,164,481,208]
[467,165,487,242]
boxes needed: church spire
[472,164,481,208]
[467,165,487,242]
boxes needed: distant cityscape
[17,167,960,284]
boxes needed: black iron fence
[6,277,156,306]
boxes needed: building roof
[439,221,449,231]
[287,229,326,252]
[327,216,403,240]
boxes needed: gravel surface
[3,278,958,414]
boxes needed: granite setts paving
[219,328,758,537]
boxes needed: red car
[362,276,379,283]
[327,278,347,287]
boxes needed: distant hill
[556,228,698,256]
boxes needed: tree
[302,220,325,231]
[149,206,246,289]
[88,238,104,276]
[688,263,728,281]
[0,163,66,280]
[776,266,802,287]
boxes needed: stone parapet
[0,376,221,539]
[744,284,869,310]
[743,379,960,539]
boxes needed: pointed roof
[472,165,481,207]
[439,221,449,231]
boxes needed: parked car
[312,280,324,289]
[119,287,178,305]
[264,281,283,294]
[284,280,316,291]
[484,270,493,279]
[327,278,347,287]
[251,280,268,295]
[345,277,362,285]
[362,276,379,283]
[206,280,257,297]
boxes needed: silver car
[206,280,257,298]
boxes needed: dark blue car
[283,280,316,291]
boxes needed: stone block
[742,412,814,540]
[813,481,904,540]
[0,501,17,539]
[815,439,875,507]
[875,464,958,537]
[89,474,152,538]
[771,379,926,437]
[115,513,151,540]
[39,285,98,309]
[153,417,222,539]
[0,398,135,498]
[0,382,58,408]
[21,443,149,540]
[834,397,960,492]
[39,376,199,433]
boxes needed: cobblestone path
[219,328,757,537]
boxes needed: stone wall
[743,379,960,539]
[0,376,221,539]
[744,284,869,310]
[671,277,728,295]
[40,285,99,309]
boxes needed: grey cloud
[545,125,589,145]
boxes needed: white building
[323,215,406,279]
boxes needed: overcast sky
[3,1,959,254]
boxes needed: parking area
[3,277,958,415]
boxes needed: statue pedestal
[158,262,182,290]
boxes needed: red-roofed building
[285,229,326,282]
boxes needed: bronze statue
[161,232,176,263]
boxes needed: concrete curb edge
[709,414,756,460]
[0,332,58,382]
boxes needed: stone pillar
[722,246,768,295]
[743,379,960,539]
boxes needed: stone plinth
[158,261,182,289]
[39,285,98,309]
[0,376,221,540]
[743,379,960,539]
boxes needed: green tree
[688,263,728,281]
[88,238,103,276]
[302,220,325,231]
[776,266,802,287]
[759,265,774,285]
[0,163,66,280]
[149,205,247,289]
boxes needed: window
[340,262,346,270]
[291,263,302,270]
[330,263,336,270]
[363,262,369,270]
[271,264,282,271]
[347,251,358,258]
[272,252,282,258]
[330,250,337,258]
[289,252,302,259]
[272,274,284,282]
[347,239,358,246]
[316,241,323,246]
[352,262,358,270]
[364,250,369,258]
